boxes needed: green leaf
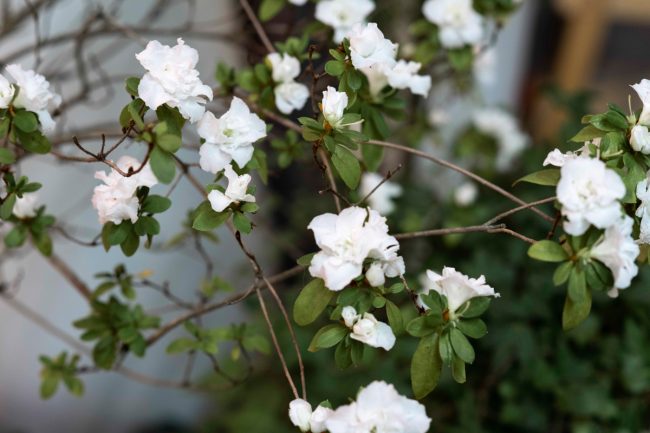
[439,331,453,365]
[570,125,604,142]
[4,226,27,247]
[93,336,117,369]
[362,143,384,172]
[385,300,403,334]
[308,324,348,352]
[0,147,16,164]
[325,60,345,77]
[120,230,140,257]
[13,110,39,133]
[567,267,587,303]
[451,355,466,383]
[331,145,361,189]
[193,202,230,231]
[448,47,473,71]
[156,132,182,153]
[406,315,443,337]
[40,375,60,399]
[259,0,286,21]
[457,318,487,339]
[450,328,475,364]
[297,252,315,267]
[411,333,442,399]
[514,169,561,186]
[233,211,252,234]
[0,193,16,220]
[553,261,574,286]
[141,195,171,214]
[106,222,130,246]
[562,289,592,331]
[293,279,334,326]
[166,338,198,354]
[125,77,140,97]
[134,216,160,236]
[15,129,50,154]
[528,240,569,262]
[62,376,84,397]
[459,297,491,318]
[149,146,176,184]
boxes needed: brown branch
[317,147,342,212]
[238,0,275,54]
[46,253,92,300]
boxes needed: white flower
[135,38,213,123]
[543,148,579,167]
[274,82,309,115]
[289,0,308,4]
[348,23,397,71]
[350,312,395,350]
[359,172,402,215]
[5,64,61,132]
[321,86,349,127]
[422,0,484,49]
[365,261,386,287]
[310,406,334,433]
[289,399,312,432]
[207,164,255,213]
[0,74,14,108]
[197,97,267,174]
[308,206,403,291]
[92,156,158,225]
[473,108,528,172]
[315,0,376,43]
[454,181,478,207]
[635,176,650,244]
[557,158,625,236]
[341,305,360,328]
[385,60,431,96]
[631,79,650,126]
[12,193,39,219]
[325,381,431,433]
[266,53,301,83]
[418,266,499,314]
[630,124,650,154]
[591,216,640,298]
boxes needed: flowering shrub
[1,1,648,432]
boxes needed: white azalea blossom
[454,181,479,207]
[557,158,625,236]
[308,206,404,291]
[422,0,485,49]
[418,267,499,315]
[135,38,213,123]
[207,164,255,213]
[274,81,309,115]
[321,86,349,127]
[289,0,308,4]
[310,406,334,433]
[341,305,360,328]
[12,193,39,219]
[91,156,158,225]
[631,79,650,126]
[630,124,650,154]
[385,60,432,96]
[359,172,402,215]
[266,53,301,83]
[315,0,375,43]
[5,64,61,132]
[473,108,528,172]
[591,216,640,298]
[197,97,267,174]
[348,23,397,71]
[0,74,13,108]
[635,176,650,244]
[325,381,431,433]
[349,310,396,350]
[543,148,579,167]
[289,399,312,432]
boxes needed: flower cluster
[91,156,157,225]
[135,38,213,123]
[308,206,405,291]
[266,52,309,114]
[207,164,256,213]
[472,108,528,172]
[422,0,485,49]
[315,0,375,43]
[417,267,499,316]
[348,23,431,97]
[359,172,402,215]
[288,399,332,433]
[341,305,395,350]
[198,96,267,174]
[0,64,61,132]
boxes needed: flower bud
[289,399,313,432]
